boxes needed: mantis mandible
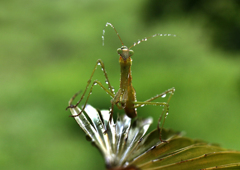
[67,22,175,142]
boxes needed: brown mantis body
[67,22,175,142]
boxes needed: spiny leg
[108,90,123,122]
[144,87,175,138]
[71,80,114,118]
[71,80,115,135]
[134,101,169,142]
[66,59,114,110]
[68,90,82,108]
[108,96,125,124]
[135,88,175,105]
[104,93,123,134]
[134,87,175,142]
[103,101,116,134]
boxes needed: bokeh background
[1,0,240,169]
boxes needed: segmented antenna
[102,22,176,48]
[102,22,124,46]
[129,33,176,49]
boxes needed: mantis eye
[117,48,123,55]
[129,49,134,56]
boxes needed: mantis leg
[136,87,175,105]
[71,80,114,117]
[66,59,115,115]
[134,87,175,142]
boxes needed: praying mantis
[67,22,175,142]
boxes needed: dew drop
[98,62,101,66]
[102,30,105,46]
[105,80,109,84]
[140,104,145,107]
[106,22,112,27]
[161,94,166,98]
[93,82,97,85]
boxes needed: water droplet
[93,82,97,85]
[161,94,166,98]
[140,104,145,107]
[164,34,167,36]
[102,38,104,46]
[106,22,113,28]
[168,34,171,36]
[166,112,169,115]
[97,62,101,66]
[137,40,141,44]
[105,80,109,84]
[152,34,157,37]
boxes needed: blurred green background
[1,0,240,170]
